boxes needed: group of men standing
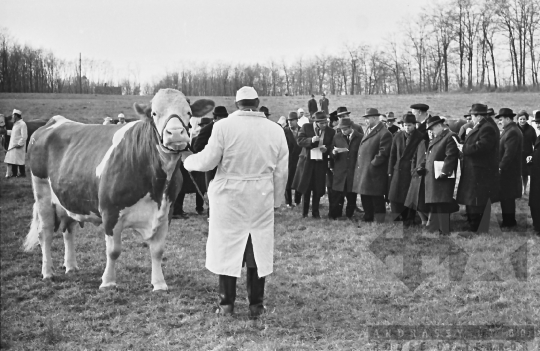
[281,102,540,236]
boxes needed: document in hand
[334,147,349,153]
[310,147,323,160]
[434,161,455,178]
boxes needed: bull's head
[134,89,214,153]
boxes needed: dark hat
[313,111,328,122]
[386,112,396,121]
[410,103,429,112]
[516,109,529,118]
[402,113,417,124]
[464,109,472,118]
[470,103,488,115]
[259,106,271,116]
[337,118,353,128]
[487,108,495,116]
[287,111,298,120]
[336,106,351,117]
[363,108,382,117]
[311,94,315,98]
[494,108,516,119]
[426,115,445,130]
[199,117,212,126]
[213,106,229,118]
[533,110,540,123]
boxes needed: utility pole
[79,53,82,94]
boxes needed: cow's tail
[24,203,41,251]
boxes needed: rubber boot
[217,275,237,315]
[246,268,266,318]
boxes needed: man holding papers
[495,108,523,228]
[329,118,363,219]
[424,116,460,234]
[294,111,336,218]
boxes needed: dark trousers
[285,189,302,206]
[218,235,265,308]
[9,164,25,177]
[302,175,323,216]
[329,190,357,218]
[466,203,492,233]
[360,195,386,222]
[174,191,204,214]
[530,203,540,232]
[500,199,517,226]
[427,203,451,234]
[391,201,406,220]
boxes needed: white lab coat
[184,110,289,277]
[4,120,27,165]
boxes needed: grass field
[1,92,539,350]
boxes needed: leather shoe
[215,304,234,316]
[248,304,266,319]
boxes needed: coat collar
[465,117,487,141]
[501,121,517,137]
[428,128,449,149]
[362,122,383,143]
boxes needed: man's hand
[180,150,193,163]
[416,167,426,176]
[320,146,327,153]
[526,156,533,163]
[456,143,463,153]
[437,172,448,180]
[465,128,472,135]
[312,136,320,143]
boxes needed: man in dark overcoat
[385,112,400,135]
[319,93,330,115]
[410,103,431,135]
[388,113,424,220]
[308,95,318,117]
[293,111,335,218]
[456,103,500,233]
[329,118,363,219]
[517,109,538,195]
[334,107,364,134]
[458,111,473,142]
[528,110,540,235]
[424,116,460,234]
[495,108,523,227]
[284,111,303,207]
[352,108,393,222]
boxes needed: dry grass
[1,92,539,350]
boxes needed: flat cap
[410,103,429,112]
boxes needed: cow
[23,89,214,291]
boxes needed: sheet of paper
[434,161,455,178]
[335,147,349,153]
[310,147,323,160]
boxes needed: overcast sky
[1,0,433,83]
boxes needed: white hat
[235,86,258,102]
[104,117,112,121]
[13,109,22,115]
[297,108,305,114]
[298,116,310,127]
[118,113,125,118]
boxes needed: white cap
[235,86,258,102]
[118,113,125,118]
[104,116,112,121]
[297,108,305,114]
[13,109,22,115]
[298,116,310,127]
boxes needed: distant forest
[1,0,539,96]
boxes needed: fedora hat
[487,108,495,116]
[287,111,298,120]
[213,106,229,118]
[336,106,351,117]
[410,103,429,112]
[313,111,328,122]
[337,117,353,128]
[363,108,382,118]
[494,108,516,119]
[402,113,417,124]
[532,110,540,123]
[426,115,445,130]
[259,106,271,116]
[470,103,488,115]
[199,117,212,126]
[386,112,396,121]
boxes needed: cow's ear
[133,103,152,120]
[190,99,215,117]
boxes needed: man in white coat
[4,109,28,178]
[183,86,288,317]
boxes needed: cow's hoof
[42,275,54,282]
[99,282,117,290]
[65,267,79,274]
[152,283,168,292]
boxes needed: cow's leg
[100,226,123,289]
[148,223,169,291]
[33,177,56,280]
[63,221,79,273]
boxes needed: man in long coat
[329,117,363,219]
[308,95,318,117]
[319,93,330,115]
[528,110,540,235]
[183,87,288,317]
[4,109,27,178]
[334,107,364,134]
[517,110,538,195]
[424,116,460,234]
[385,112,400,135]
[284,111,303,207]
[352,108,392,222]
[388,113,424,221]
[293,111,335,218]
[456,103,500,233]
[495,108,523,227]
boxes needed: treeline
[0,29,140,95]
[1,0,539,96]
[153,0,540,96]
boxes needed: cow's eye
[152,111,157,117]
